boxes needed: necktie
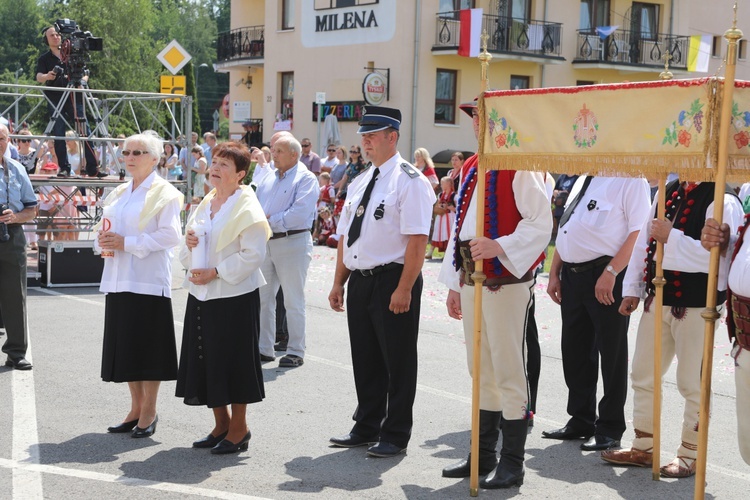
[558,176,593,228]
[347,167,380,247]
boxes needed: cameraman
[0,124,37,370]
[36,25,100,178]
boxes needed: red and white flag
[458,8,483,57]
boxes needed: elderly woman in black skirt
[176,141,271,454]
[97,131,183,438]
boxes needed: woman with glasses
[15,130,38,175]
[96,131,183,439]
[333,145,366,219]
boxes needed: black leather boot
[480,418,527,489]
[442,410,501,478]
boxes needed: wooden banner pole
[695,5,742,498]
[469,32,492,498]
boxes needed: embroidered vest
[453,154,544,280]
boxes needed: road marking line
[11,341,43,499]
[0,458,272,499]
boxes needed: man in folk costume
[438,100,551,488]
[602,180,742,477]
[702,213,750,465]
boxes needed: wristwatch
[605,265,618,277]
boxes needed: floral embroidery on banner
[488,108,519,149]
[731,101,750,149]
[573,103,598,148]
[663,98,704,148]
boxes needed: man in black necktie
[327,106,436,458]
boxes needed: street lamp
[197,63,209,132]
[14,67,23,126]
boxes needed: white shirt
[437,170,552,292]
[556,176,651,264]
[179,189,268,302]
[623,191,743,298]
[337,152,436,271]
[252,162,275,188]
[97,172,183,297]
[728,226,750,296]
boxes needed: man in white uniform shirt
[545,176,650,452]
[255,134,317,368]
[702,214,750,465]
[328,106,436,458]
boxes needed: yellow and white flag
[688,35,711,73]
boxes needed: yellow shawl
[94,175,184,232]
[187,185,271,252]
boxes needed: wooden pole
[469,32,492,498]
[695,6,742,498]
[650,56,673,480]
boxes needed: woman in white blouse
[176,141,271,455]
[96,131,183,438]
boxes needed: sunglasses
[349,150,358,154]
[301,143,311,147]
[121,150,150,157]
[19,139,31,143]
[327,149,336,152]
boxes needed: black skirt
[175,290,265,408]
[101,292,178,382]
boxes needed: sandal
[660,456,696,478]
[279,355,304,368]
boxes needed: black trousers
[526,293,540,414]
[0,226,28,359]
[346,266,422,448]
[560,260,629,439]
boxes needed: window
[281,72,294,120]
[435,69,457,124]
[579,0,610,32]
[282,0,295,30]
[740,39,748,60]
[510,75,530,90]
[314,0,378,9]
[438,0,474,19]
[712,35,722,57]
[631,2,659,40]
[576,80,596,86]
[502,0,531,21]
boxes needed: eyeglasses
[121,150,150,157]
[327,149,336,152]
[19,139,31,143]
[301,143,311,147]
[349,150,358,154]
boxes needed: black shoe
[211,431,251,454]
[193,431,228,448]
[279,354,303,368]
[442,453,498,478]
[260,354,275,362]
[131,415,158,438]
[56,170,70,178]
[5,357,32,370]
[94,172,108,178]
[274,342,288,352]
[107,419,139,433]
[541,425,593,440]
[581,434,621,451]
[329,433,377,448]
[367,441,406,458]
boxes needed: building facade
[216,0,750,162]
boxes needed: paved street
[1,244,749,499]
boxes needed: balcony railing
[573,29,689,70]
[433,12,563,59]
[217,25,265,63]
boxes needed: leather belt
[565,255,612,273]
[270,229,308,240]
[460,269,533,287]
[731,292,750,351]
[358,262,402,277]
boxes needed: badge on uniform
[587,199,597,211]
[374,202,384,220]
[356,205,365,217]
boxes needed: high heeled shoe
[193,431,228,449]
[107,419,139,433]
[131,415,158,438]
[210,431,251,454]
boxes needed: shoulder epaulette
[400,162,419,179]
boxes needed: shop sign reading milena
[316,10,378,32]
[363,73,387,106]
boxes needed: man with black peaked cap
[437,100,551,488]
[328,105,436,457]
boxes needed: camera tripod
[42,82,114,177]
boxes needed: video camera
[54,18,103,85]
